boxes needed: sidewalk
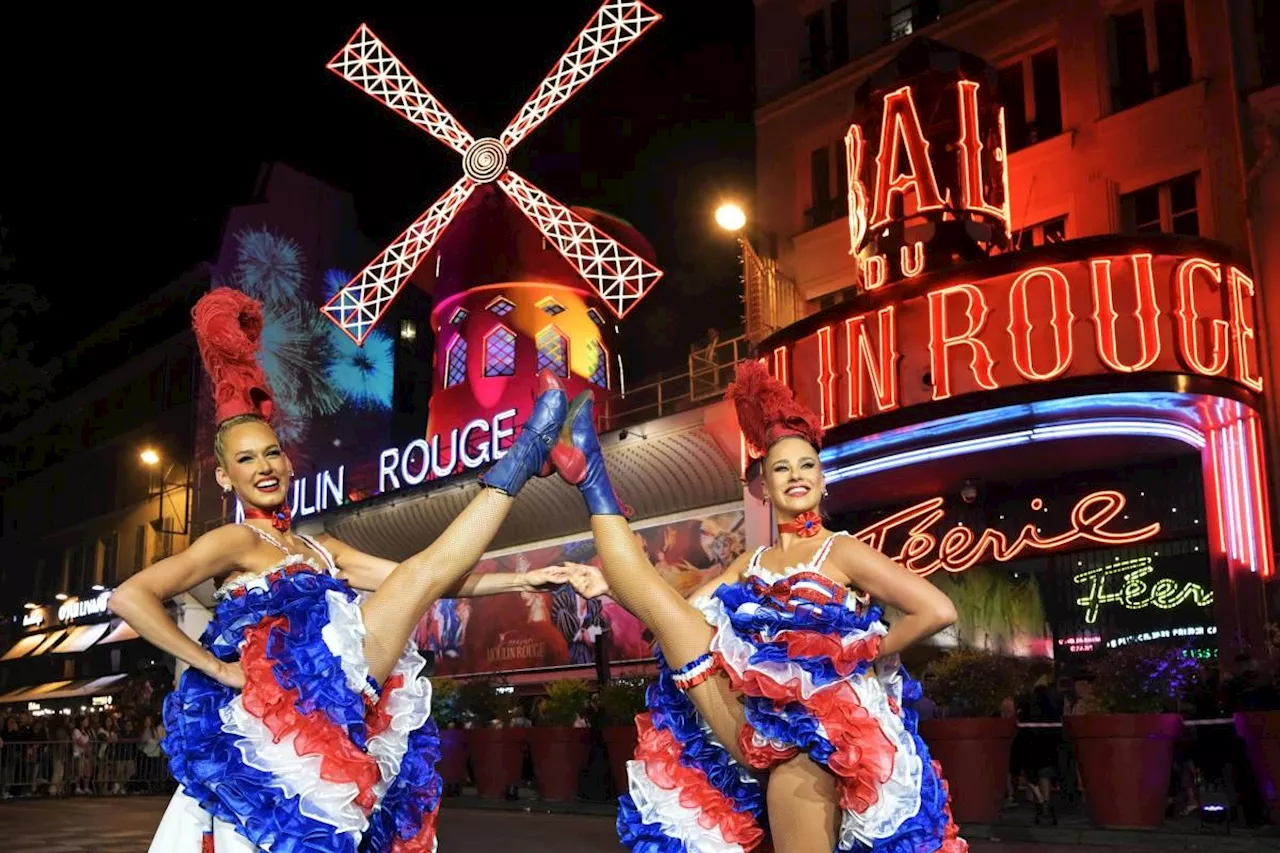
[444,793,1280,852]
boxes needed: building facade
[747,0,1278,663]
[0,273,203,712]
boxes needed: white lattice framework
[323,1,664,345]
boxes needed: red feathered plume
[191,287,275,426]
[726,360,823,459]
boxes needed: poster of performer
[417,509,745,675]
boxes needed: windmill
[322,1,664,347]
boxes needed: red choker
[244,504,292,533]
[778,511,823,538]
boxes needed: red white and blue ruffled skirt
[617,568,966,853]
[152,558,441,853]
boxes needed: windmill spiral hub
[463,138,508,183]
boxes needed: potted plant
[918,648,1027,823]
[1065,643,1202,828]
[1233,625,1280,822]
[431,677,467,794]
[456,677,523,799]
[528,678,592,801]
[598,676,650,796]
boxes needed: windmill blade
[321,176,476,345]
[499,1,661,151]
[328,24,475,156]
[498,169,662,320]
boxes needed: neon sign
[1073,556,1214,624]
[853,489,1162,578]
[58,592,111,623]
[379,408,518,492]
[768,246,1264,430]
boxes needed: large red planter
[468,727,526,798]
[528,727,590,801]
[603,725,639,796]
[436,728,468,788]
[1066,714,1182,828]
[918,717,1016,823]
[1235,711,1280,821]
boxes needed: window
[484,326,517,377]
[449,307,468,324]
[486,297,515,317]
[800,2,851,83]
[588,340,609,388]
[1107,0,1191,113]
[803,10,828,80]
[445,336,468,388]
[134,524,147,572]
[814,288,854,311]
[999,48,1063,152]
[1257,0,1280,87]
[536,326,569,377]
[65,543,85,593]
[885,0,940,43]
[537,297,566,316]
[586,308,606,327]
[1015,216,1068,250]
[805,141,848,230]
[99,532,118,585]
[1120,173,1199,236]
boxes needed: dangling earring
[222,485,232,494]
[823,487,829,498]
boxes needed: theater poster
[417,508,745,675]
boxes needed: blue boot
[478,370,567,496]
[554,391,630,517]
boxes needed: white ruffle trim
[627,760,746,853]
[698,597,923,847]
[148,786,265,852]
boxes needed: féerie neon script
[853,489,1162,578]
[1074,556,1214,624]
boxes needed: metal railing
[0,738,173,797]
[600,335,750,432]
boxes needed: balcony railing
[599,335,750,432]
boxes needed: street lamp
[139,447,190,536]
[139,448,160,467]
[711,202,795,344]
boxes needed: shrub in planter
[529,679,592,801]
[598,676,651,796]
[918,649,1029,823]
[456,677,524,798]
[431,677,468,791]
[1066,643,1203,828]
[1233,625,1280,821]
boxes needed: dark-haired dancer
[110,287,580,852]
[550,362,967,853]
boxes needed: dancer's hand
[552,562,610,599]
[523,566,573,590]
[203,659,246,690]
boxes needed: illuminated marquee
[379,408,518,492]
[768,243,1263,430]
[853,489,1162,578]
[1073,556,1214,624]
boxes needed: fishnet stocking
[767,754,841,853]
[360,489,514,684]
[590,514,747,763]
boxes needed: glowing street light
[715,202,747,233]
[140,448,160,467]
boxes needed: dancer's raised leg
[557,392,747,762]
[359,372,567,684]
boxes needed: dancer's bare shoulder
[121,524,261,601]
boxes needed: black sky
[3,2,755,380]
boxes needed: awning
[53,622,112,654]
[0,628,67,660]
[300,402,744,561]
[0,674,128,705]
[96,619,140,645]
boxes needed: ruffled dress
[149,527,442,853]
[617,532,966,853]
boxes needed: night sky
[3,2,755,382]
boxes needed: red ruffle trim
[634,713,766,851]
[770,629,881,678]
[390,801,440,853]
[933,759,969,852]
[240,617,380,812]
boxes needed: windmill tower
[322,2,663,474]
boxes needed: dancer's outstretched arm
[826,536,957,656]
[109,525,262,689]
[320,535,572,596]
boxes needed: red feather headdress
[191,287,275,426]
[726,360,823,459]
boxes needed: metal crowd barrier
[0,739,173,797]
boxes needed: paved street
[0,795,1195,853]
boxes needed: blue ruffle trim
[365,718,444,851]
